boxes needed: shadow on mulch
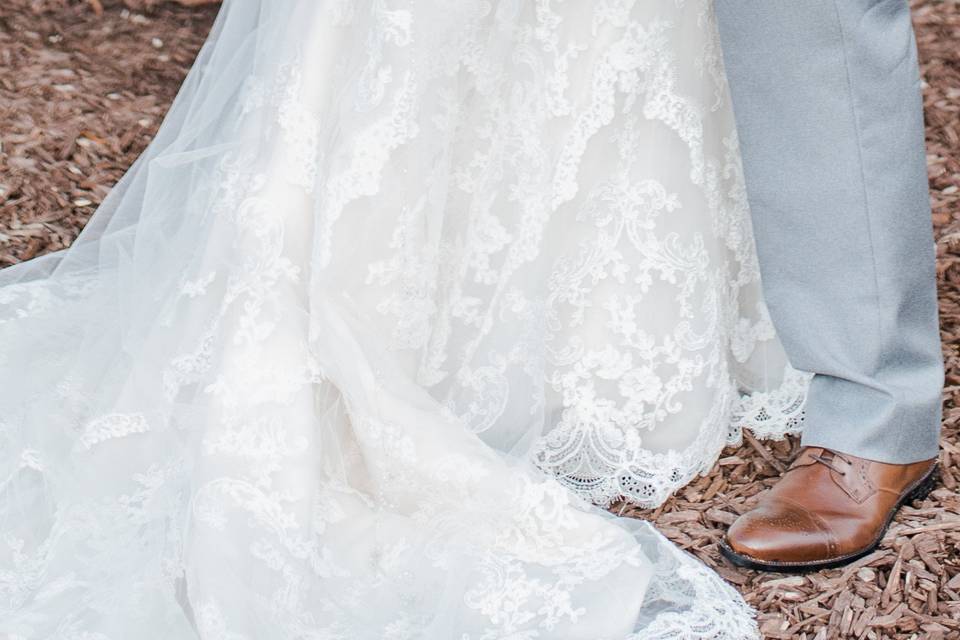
[0,1,958,639]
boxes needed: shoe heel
[906,464,939,503]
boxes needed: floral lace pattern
[0,0,802,637]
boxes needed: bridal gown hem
[0,1,808,637]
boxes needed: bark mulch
[0,1,958,639]
[0,0,215,265]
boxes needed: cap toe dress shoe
[721,446,939,572]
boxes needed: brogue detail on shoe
[792,448,877,504]
[722,446,938,571]
[726,495,838,563]
[838,456,877,504]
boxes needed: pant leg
[714,0,943,463]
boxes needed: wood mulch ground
[0,1,957,638]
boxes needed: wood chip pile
[0,1,957,638]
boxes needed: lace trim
[729,367,810,444]
[534,365,811,509]
[633,547,760,638]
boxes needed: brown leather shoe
[720,447,939,572]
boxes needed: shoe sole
[718,462,940,574]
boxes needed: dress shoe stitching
[722,464,939,570]
[808,451,876,503]
[874,461,935,497]
[776,495,839,557]
[848,461,876,503]
[877,477,925,499]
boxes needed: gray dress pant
[715,0,943,463]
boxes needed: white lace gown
[0,1,806,637]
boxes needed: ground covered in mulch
[0,0,213,264]
[0,1,958,638]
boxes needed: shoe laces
[809,450,851,476]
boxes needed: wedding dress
[0,0,807,637]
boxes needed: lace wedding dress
[0,0,807,637]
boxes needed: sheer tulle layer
[0,0,799,637]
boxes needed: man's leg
[715,0,943,463]
[713,0,944,571]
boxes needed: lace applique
[277,64,321,190]
[180,272,217,299]
[79,413,150,450]
[0,283,55,324]
[730,366,810,442]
